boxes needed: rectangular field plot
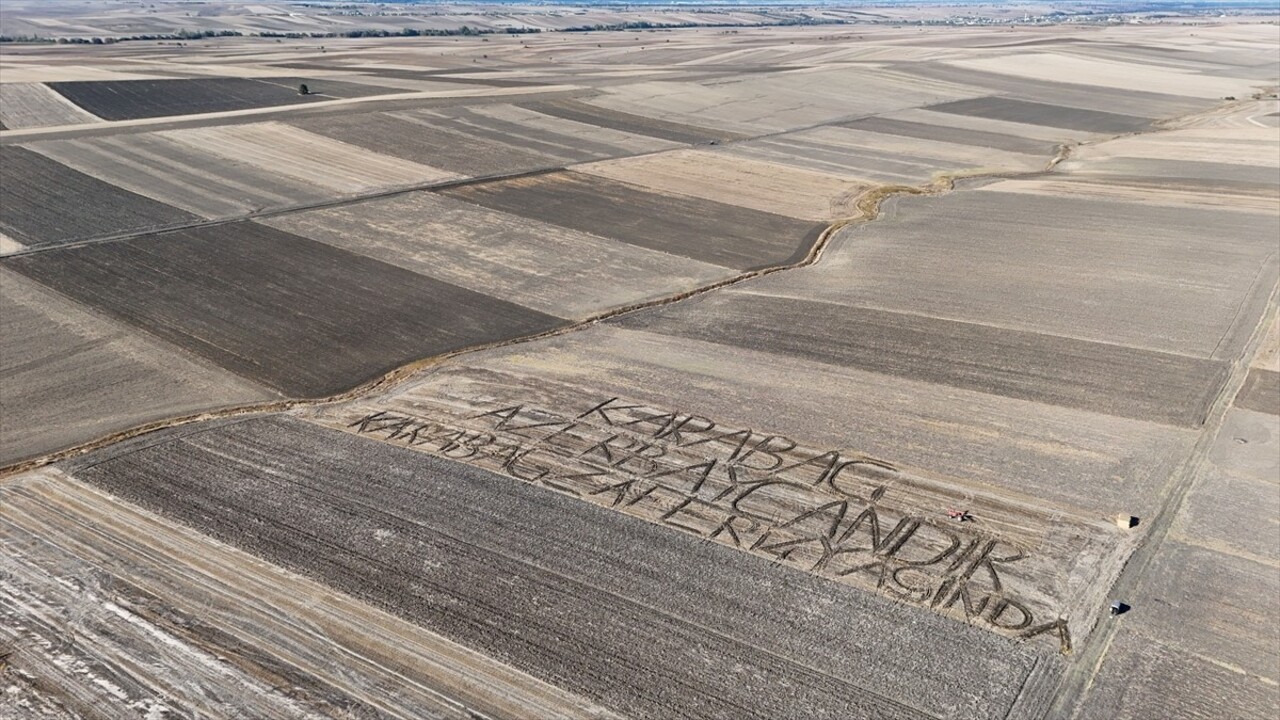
[158,121,458,195]
[588,66,983,133]
[289,111,561,178]
[0,146,199,247]
[0,82,101,129]
[1,469,618,720]
[611,290,1230,427]
[575,149,866,220]
[839,115,1058,156]
[1077,630,1279,720]
[65,415,1062,720]
[519,98,746,144]
[389,105,679,165]
[263,191,728,319]
[47,77,328,120]
[723,125,1047,184]
[26,132,334,219]
[438,171,825,270]
[1236,369,1279,415]
[925,96,1152,134]
[0,268,272,466]
[3,222,564,398]
[747,189,1280,361]
[387,329,1197,518]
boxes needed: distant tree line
[0,17,845,45]
[561,17,848,32]
[0,29,242,44]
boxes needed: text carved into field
[345,397,1072,652]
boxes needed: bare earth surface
[1,14,1278,720]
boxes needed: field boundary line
[1042,285,1280,717]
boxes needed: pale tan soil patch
[0,64,172,83]
[159,121,458,194]
[0,232,24,255]
[0,83,101,130]
[576,148,866,220]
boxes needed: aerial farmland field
[1,3,1277,719]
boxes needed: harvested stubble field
[0,145,198,247]
[58,415,1062,720]
[0,268,273,466]
[3,222,565,397]
[25,131,337,219]
[287,110,564,177]
[744,188,1279,361]
[721,125,1048,185]
[47,77,340,120]
[0,82,101,130]
[519,98,743,144]
[2,16,1279,720]
[262,190,728,319]
[925,96,1154,134]
[1,467,620,720]
[388,105,681,165]
[157,121,458,195]
[575,149,866,221]
[610,290,1231,427]
[438,171,827,270]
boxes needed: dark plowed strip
[612,292,1230,427]
[899,63,1204,119]
[522,98,747,143]
[3,222,564,397]
[839,116,1055,155]
[1235,369,1279,414]
[47,78,325,121]
[0,146,198,247]
[290,112,557,176]
[438,171,824,271]
[926,96,1152,134]
[67,415,1048,720]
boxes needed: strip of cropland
[437,171,826,270]
[55,415,1059,720]
[2,222,565,398]
[45,77,384,120]
[0,145,198,247]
